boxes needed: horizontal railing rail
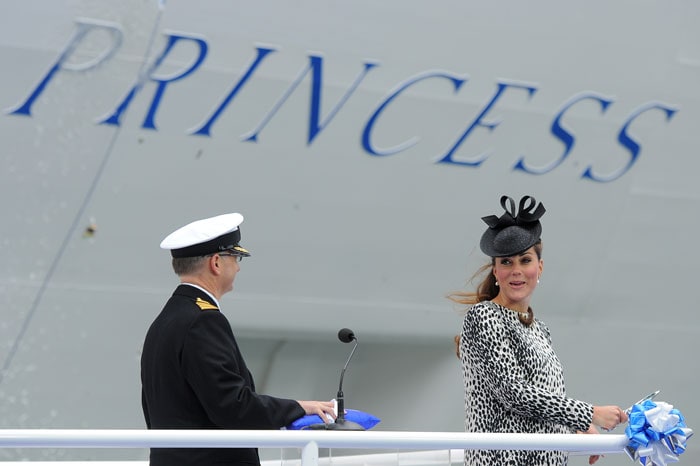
[0,430,630,466]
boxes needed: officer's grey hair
[171,255,208,276]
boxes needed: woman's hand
[578,425,603,465]
[592,405,628,431]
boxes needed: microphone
[338,327,355,344]
[308,328,365,430]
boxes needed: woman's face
[492,246,543,311]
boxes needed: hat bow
[482,195,546,230]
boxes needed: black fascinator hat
[480,195,546,257]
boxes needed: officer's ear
[207,254,222,275]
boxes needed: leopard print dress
[459,301,593,466]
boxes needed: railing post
[301,440,319,466]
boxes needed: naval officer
[141,213,335,466]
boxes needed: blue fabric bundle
[287,409,381,430]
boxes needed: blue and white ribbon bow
[625,399,693,466]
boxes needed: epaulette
[195,297,219,311]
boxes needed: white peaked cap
[159,213,250,258]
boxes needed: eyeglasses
[217,252,244,262]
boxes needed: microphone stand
[308,331,365,430]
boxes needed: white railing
[0,429,629,466]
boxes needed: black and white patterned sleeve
[462,302,592,432]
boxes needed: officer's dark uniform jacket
[141,284,305,466]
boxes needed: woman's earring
[537,276,540,284]
[495,281,499,287]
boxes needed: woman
[450,195,627,466]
